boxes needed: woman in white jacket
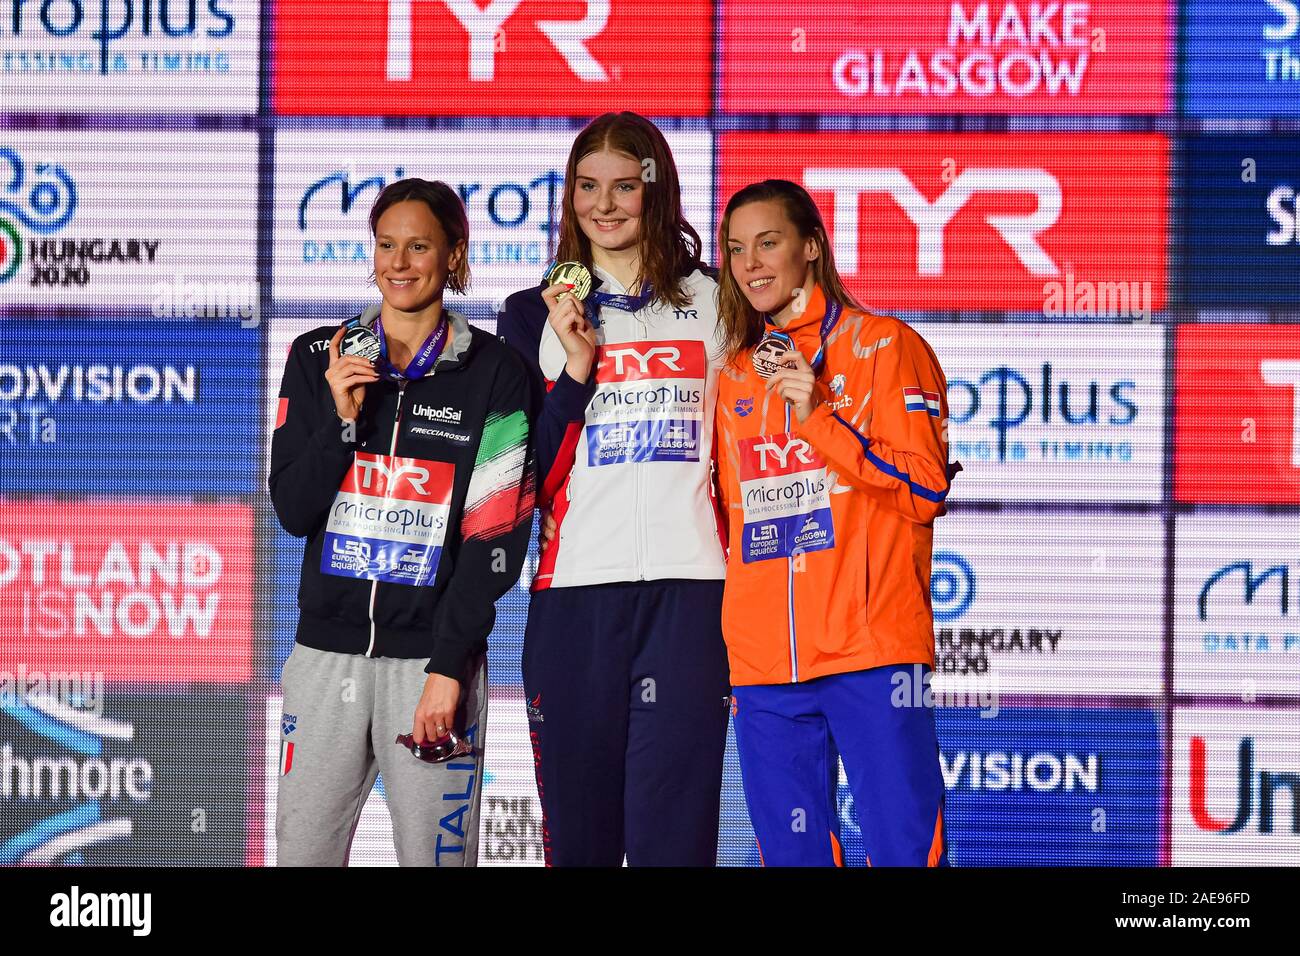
[498,112,729,866]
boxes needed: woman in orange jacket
[714,179,959,866]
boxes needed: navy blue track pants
[522,579,730,866]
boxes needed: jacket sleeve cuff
[546,368,596,422]
[309,417,358,457]
[424,642,471,681]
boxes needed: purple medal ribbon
[374,314,449,383]
[585,282,655,329]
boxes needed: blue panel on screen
[0,318,260,494]
[904,707,1163,866]
[1183,135,1300,307]
[1185,0,1300,117]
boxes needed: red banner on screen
[717,132,1168,312]
[1176,325,1300,505]
[0,503,254,683]
[274,0,712,116]
[722,0,1168,114]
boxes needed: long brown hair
[554,112,702,310]
[717,179,864,362]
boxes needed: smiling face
[726,199,818,323]
[571,148,645,260]
[373,199,463,315]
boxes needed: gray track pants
[275,643,488,867]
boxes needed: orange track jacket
[715,284,956,686]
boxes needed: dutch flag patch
[902,387,941,418]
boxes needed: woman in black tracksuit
[269,178,536,866]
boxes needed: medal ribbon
[763,297,843,375]
[373,314,449,383]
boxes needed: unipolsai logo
[297,163,564,270]
[0,694,150,864]
[946,362,1139,465]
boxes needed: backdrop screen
[2,0,1297,867]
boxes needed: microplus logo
[5,0,238,75]
[296,164,564,269]
[49,886,151,937]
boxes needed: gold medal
[752,332,794,380]
[546,260,593,302]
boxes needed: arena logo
[384,0,609,82]
[0,695,147,864]
[946,363,1139,464]
[1196,560,1300,656]
[0,537,224,641]
[833,1,1100,100]
[939,748,1100,792]
[0,149,161,288]
[0,664,102,717]
[296,165,564,269]
[929,549,1062,676]
[2,0,239,75]
[1189,735,1299,835]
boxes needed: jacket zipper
[366,379,407,657]
[785,402,799,683]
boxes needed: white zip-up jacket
[498,264,727,590]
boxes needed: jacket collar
[767,283,830,347]
[358,302,473,370]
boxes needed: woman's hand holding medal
[325,325,381,421]
[765,348,820,424]
[543,264,597,384]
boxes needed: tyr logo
[754,437,814,470]
[803,166,1062,276]
[386,0,610,82]
[354,457,431,494]
[604,345,683,376]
